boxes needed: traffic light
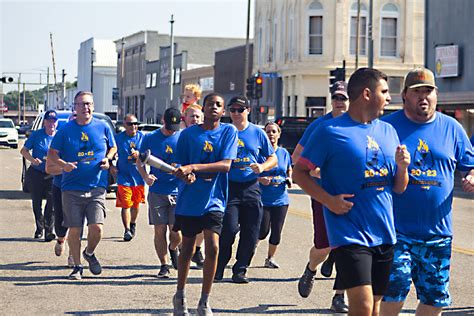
[246,77,256,99]
[329,67,345,86]
[1,76,14,83]
[255,75,263,99]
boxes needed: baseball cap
[43,110,58,121]
[163,108,181,131]
[330,81,348,99]
[228,95,250,108]
[404,68,437,89]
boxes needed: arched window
[380,3,399,57]
[350,2,368,55]
[308,1,323,55]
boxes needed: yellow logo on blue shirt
[81,132,89,142]
[363,136,389,188]
[130,141,136,149]
[203,141,213,153]
[165,144,173,154]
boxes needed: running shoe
[173,294,190,316]
[330,294,349,313]
[68,265,83,280]
[54,240,65,256]
[264,257,280,269]
[298,263,316,298]
[82,249,102,275]
[157,264,170,278]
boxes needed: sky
[0,0,254,93]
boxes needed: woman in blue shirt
[257,122,292,268]
[20,110,58,241]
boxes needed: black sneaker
[298,263,316,298]
[169,246,179,270]
[34,230,43,239]
[192,248,204,268]
[82,249,102,275]
[68,265,83,280]
[330,294,348,313]
[214,269,223,282]
[231,272,249,284]
[45,232,56,242]
[130,223,136,237]
[123,229,133,242]
[157,264,171,278]
[320,251,335,278]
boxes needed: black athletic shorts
[333,244,394,296]
[173,211,224,238]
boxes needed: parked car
[24,111,117,193]
[138,123,162,134]
[0,118,19,149]
[18,122,32,135]
[275,116,318,155]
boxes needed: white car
[138,123,162,134]
[0,118,19,149]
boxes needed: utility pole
[120,38,126,119]
[17,74,21,124]
[243,0,251,93]
[46,67,50,109]
[355,0,361,69]
[22,83,26,123]
[368,0,374,68]
[62,69,66,109]
[90,48,95,93]
[169,14,175,109]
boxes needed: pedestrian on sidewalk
[20,109,58,242]
[216,95,277,284]
[293,68,411,316]
[292,81,349,312]
[48,91,117,280]
[257,122,292,270]
[171,93,238,316]
[380,68,474,316]
[137,108,183,278]
[111,113,145,242]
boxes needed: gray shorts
[148,192,176,225]
[62,188,106,227]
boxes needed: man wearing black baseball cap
[216,95,277,284]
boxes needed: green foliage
[2,82,75,110]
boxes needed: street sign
[435,45,459,78]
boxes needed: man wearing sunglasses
[292,81,349,312]
[216,95,277,284]
[111,114,145,242]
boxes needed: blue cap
[44,110,58,121]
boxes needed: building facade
[77,38,117,118]
[425,0,474,136]
[254,0,425,117]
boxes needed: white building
[77,38,118,118]
[254,0,424,117]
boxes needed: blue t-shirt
[24,128,54,173]
[300,113,400,248]
[139,129,181,195]
[383,111,474,239]
[50,118,116,191]
[175,123,238,216]
[115,131,145,187]
[298,112,334,148]
[260,147,292,206]
[229,123,274,182]
[470,134,474,146]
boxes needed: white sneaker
[54,241,65,257]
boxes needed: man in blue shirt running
[171,93,238,316]
[380,68,474,316]
[216,95,277,284]
[48,91,117,280]
[293,68,410,316]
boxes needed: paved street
[1,140,473,315]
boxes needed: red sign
[0,106,8,112]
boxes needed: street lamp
[91,47,96,93]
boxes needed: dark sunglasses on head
[332,95,348,101]
[229,107,247,113]
[125,122,139,126]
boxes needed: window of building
[174,68,181,85]
[308,1,323,55]
[380,3,399,57]
[151,73,157,87]
[350,2,368,55]
[146,73,151,88]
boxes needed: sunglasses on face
[125,122,139,126]
[229,107,247,113]
[332,95,348,101]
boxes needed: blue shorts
[383,234,452,307]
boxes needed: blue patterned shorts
[383,234,452,307]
